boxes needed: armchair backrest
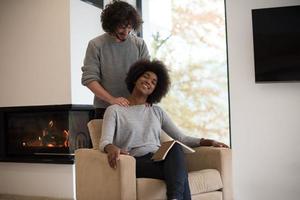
[87,119,103,150]
[87,119,173,150]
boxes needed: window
[141,0,230,144]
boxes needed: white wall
[70,0,102,104]
[226,0,300,200]
[0,163,74,199]
[0,0,100,199]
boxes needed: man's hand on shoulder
[109,97,129,107]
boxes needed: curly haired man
[81,1,150,118]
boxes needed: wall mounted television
[252,5,300,83]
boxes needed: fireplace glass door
[5,110,91,159]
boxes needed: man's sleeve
[81,41,101,86]
[139,39,151,60]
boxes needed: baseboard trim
[0,194,73,200]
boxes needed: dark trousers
[135,143,191,200]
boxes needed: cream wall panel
[0,0,100,199]
[0,0,71,106]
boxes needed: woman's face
[134,71,157,96]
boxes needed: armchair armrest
[75,149,137,200]
[185,147,233,200]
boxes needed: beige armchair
[75,119,233,200]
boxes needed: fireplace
[0,104,94,164]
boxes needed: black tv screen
[252,5,300,82]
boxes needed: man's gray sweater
[81,33,150,108]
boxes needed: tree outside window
[142,0,230,144]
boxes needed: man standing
[81,0,150,118]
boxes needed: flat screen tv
[252,5,300,83]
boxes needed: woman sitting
[100,59,228,200]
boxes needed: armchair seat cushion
[136,169,223,200]
[188,169,223,194]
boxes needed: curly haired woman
[100,60,228,200]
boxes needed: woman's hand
[199,138,229,148]
[109,97,130,107]
[211,140,229,148]
[104,144,129,169]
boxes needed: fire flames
[21,120,69,148]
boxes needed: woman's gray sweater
[100,104,200,157]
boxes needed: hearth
[0,104,94,164]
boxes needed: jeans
[135,143,191,200]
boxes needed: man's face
[114,24,132,42]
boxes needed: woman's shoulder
[106,104,138,114]
[151,104,163,110]
[106,104,165,115]
[103,105,125,119]
[106,104,122,112]
[150,104,166,116]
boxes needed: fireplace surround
[0,104,94,164]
